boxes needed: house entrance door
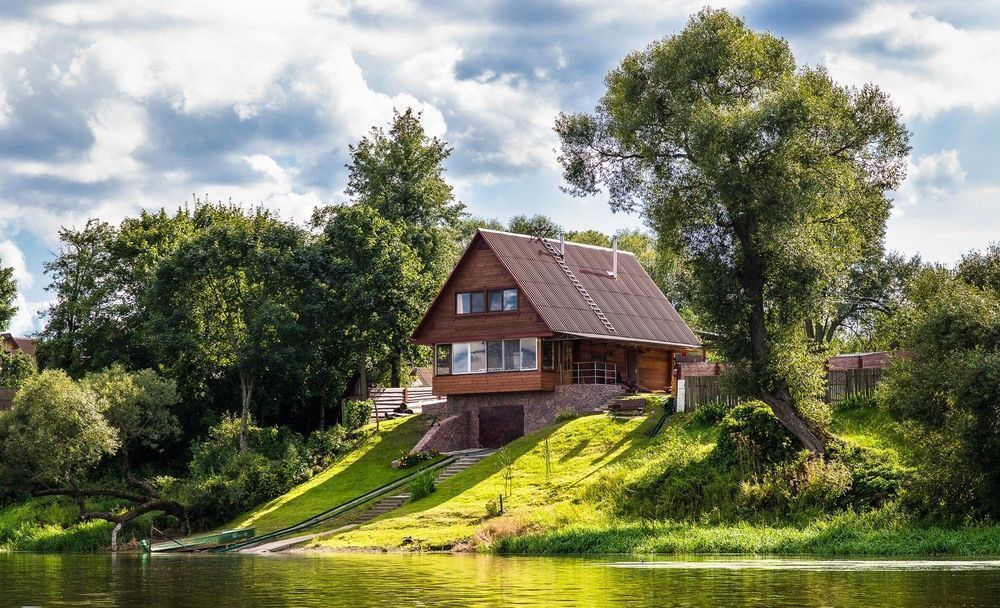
[478,405,524,448]
[626,348,638,383]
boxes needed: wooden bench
[608,398,646,416]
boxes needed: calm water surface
[3,552,1000,607]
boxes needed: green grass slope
[312,411,658,551]
[308,401,1000,556]
[230,415,433,534]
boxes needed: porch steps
[541,238,617,334]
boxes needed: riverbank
[303,401,1000,557]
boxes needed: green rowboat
[141,527,256,553]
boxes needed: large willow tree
[556,9,910,453]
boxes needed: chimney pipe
[611,237,618,278]
[559,232,565,257]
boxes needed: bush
[691,400,736,425]
[485,497,503,518]
[178,414,310,528]
[836,393,877,411]
[394,450,439,469]
[0,351,36,388]
[409,470,436,501]
[713,401,795,474]
[555,409,578,422]
[305,424,354,472]
[343,399,373,432]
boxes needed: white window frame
[446,338,538,374]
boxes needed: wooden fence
[677,352,898,410]
[682,376,740,411]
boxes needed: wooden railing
[562,361,617,385]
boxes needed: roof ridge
[476,228,637,255]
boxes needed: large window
[488,288,518,312]
[452,342,470,374]
[436,344,452,375]
[436,338,538,374]
[456,291,485,314]
[520,338,537,370]
[503,339,520,371]
[469,341,486,373]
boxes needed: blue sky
[2,0,999,334]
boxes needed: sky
[1,0,1000,335]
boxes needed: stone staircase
[349,448,495,526]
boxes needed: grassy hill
[304,400,1000,555]
[228,415,434,534]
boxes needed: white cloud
[887,184,1000,263]
[11,99,146,183]
[7,292,49,336]
[892,149,966,215]
[0,240,32,288]
[823,3,1000,118]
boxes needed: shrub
[691,400,736,425]
[394,450,439,469]
[343,399,373,432]
[836,393,877,411]
[0,351,36,388]
[555,409,578,422]
[409,470,436,501]
[179,414,310,528]
[485,497,503,518]
[305,424,354,472]
[713,401,795,474]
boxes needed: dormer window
[456,291,485,314]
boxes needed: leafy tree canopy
[555,8,910,452]
[0,257,15,331]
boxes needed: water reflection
[3,552,1000,607]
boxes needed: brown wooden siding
[576,341,673,391]
[413,237,551,344]
[432,370,558,395]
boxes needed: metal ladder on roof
[540,238,617,334]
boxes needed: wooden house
[411,229,700,450]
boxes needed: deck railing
[562,361,618,385]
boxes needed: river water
[3,552,1000,607]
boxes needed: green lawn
[311,411,658,550]
[230,415,433,534]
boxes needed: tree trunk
[318,400,326,432]
[239,371,253,454]
[390,354,401,388]
[737,217,827,455]
[111,522,122,553]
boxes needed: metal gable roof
[478,229,700,349]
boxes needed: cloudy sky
[2,0,999,334]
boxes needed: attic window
[456,291,485,314]
[488,288,518,312]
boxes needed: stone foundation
[419,384,625,452]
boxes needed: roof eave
[554,331,701,350]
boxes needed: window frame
[456,291,485,315]
[440,338,539,375]
[436,344,452,375]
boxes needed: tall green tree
[147,204,305,453]
[38,220,120,375]
[346,109,464,385]
[314,204,426,410]
[806,252,922,350]
[39,210,196,375]
[0,256,15,331]
[555,9,910,453]
[507,214,562,238]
